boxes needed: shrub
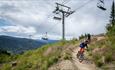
[1,64,11,70]
[105,52,112,63]
[88,52,92,56]
[92,54,104,67]
[63,52,72,60]
[95,60,104,67]
[48,56,58,67]
[93,54,101,61]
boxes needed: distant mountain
[0,35,58,54]
[38,39,58,43]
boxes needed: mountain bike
[77,50,84,62]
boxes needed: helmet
[85,40,89,44]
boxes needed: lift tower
[53,2,75,40]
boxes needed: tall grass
[1,41,73,70]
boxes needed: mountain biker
[79,40,89,54]
[77,34,91,62]
[77,40,89,62]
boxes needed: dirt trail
[49,46,97,70]
[71,47,97,70]
[49,36,105,70]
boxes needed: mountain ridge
[0,35,58,54]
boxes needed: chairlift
[42,37,48,40]
[42,32,48,40]
[53,16,61,20]
[97,0,106,11]
[53,4,59,13]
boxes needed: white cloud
[0,0,113,40]
[0,25,36,34]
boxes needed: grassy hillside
[87,2,115,69]
[0,35,48,54]
[0,31,114,70]
[87,35,115,70]
[0,40,78,70]
[0,49,19,64]
[0,35,114,70]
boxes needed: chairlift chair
[97,4,106,10]
[53,16,61,20]
[42,37,48,40]
[97,0,106,11]
[42,32,48,40]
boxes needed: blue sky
[0,0,113,40]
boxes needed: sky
[0,0,113,40]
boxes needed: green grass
[105,52,112,62]
[0,40,76,70]
[63,51,72,60]
[0,53,18,64]
[1,64,12,70]
[88,35,115,68]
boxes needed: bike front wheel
[79,54,84,62]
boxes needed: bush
[48,56,58,67]
[93,54,101,61]
[105,52,112,63]
[88,52,92,56]
[70,38,78,44]
[1,64,11,70]
[0,54,18,63]
[95,60,104,67]
[63,52,72,60]
[92,54,104,67]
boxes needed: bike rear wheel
[77,51,84,62]
[79,54,84,62]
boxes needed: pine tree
[106,0,115,39]
[106,0,115,31]
[110,0,115,25]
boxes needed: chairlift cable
[62,0,71,4]
[74,0,95,11]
